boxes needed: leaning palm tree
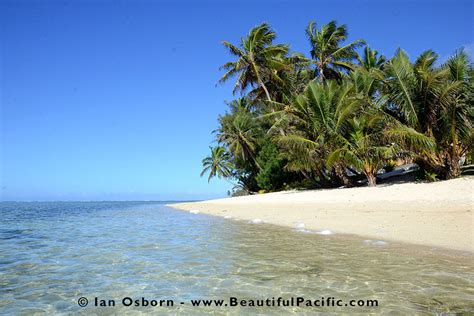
[200,146,233,182]
[306,20,365,82]
[219,23,289,102]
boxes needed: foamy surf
[363,240,388,246]
[317,229,332,235]
[295,222,305,229]
[296,229,315,234]
[294,222,314,234]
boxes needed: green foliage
[384,160,397,172]
[200,146,233,182]
[416,169,439,182]
[255,141,286,191]
[306,20,365,81]
[384,48,473,179]
[228,187,250,197]
[424,171,439,182]
[202,20,473,191]
[219,23,289,101]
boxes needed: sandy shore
[170,177,474,253]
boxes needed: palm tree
[262,52,313,104]
[384,49,445,130]
[358,46,386,71]
[275,69,433,187]
[205,21,472,191]
[200,146,233,182]
[324,67,434,186]
[306,20,365,82]
[383,49,472,178]
[327,113,434,186]
[219,23,289,102]
[216,108,262,169]
[437,50,473,178]
[225,97,254,113]
[327,115,390,186]
[273,79,359,186]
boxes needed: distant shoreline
[169,177,474,253]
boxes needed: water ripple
[0,201,472,314]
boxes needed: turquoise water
[0,201,473,315]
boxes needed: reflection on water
[0,202,472,314]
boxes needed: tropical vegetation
[201,21,473,193]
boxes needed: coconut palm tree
[384,49,447,131]
[437,50,473,178]
[383,49,472,178]
[358,46,386,71]
[204,21,472,192]
[200,146,233,182]
[273,79,359,186]
[306,20,365,82]
[327,115,390,186]
[226,97,254,113]
[327,113,434,186]
[219,23,289,102]
[277,69,433,187]
[324,67,435,186]
[262,52,313,104]
[216,108,262,169]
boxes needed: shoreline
[169,177,474,253]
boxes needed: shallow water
[0,201,472,315]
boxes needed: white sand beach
[170,177,474,253]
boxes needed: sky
[1,0,473,201]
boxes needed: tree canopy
[201,21,473,193]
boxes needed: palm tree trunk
[258,77,272,102]
[252,62,272,102]
[318,62,325,82]
[366,172,377,186]
[446,147,461,179]
[253,157,262,171]
[364,165,377,186]
[446,159,461,179]
[446,123,461,179]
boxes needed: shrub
[255,142,286,191]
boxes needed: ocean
[0,201,472,314]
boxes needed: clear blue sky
[1,0,472,201]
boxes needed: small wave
[294,222,314,234]
[316,229,332,235]
[296,229,315,234]
[295,222,305,229]
[363,239,388,246]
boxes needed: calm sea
[0,201,472,314]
